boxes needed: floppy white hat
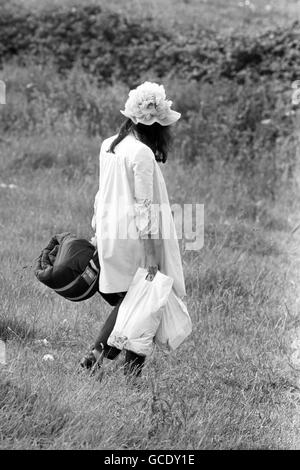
[120,81,181,126]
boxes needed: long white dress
[92,132,186,298]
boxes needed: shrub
[0,3,299,84]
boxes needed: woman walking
[81,82,186,378]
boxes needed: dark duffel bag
[34,232,123,306]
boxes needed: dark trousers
[94,291,145,377]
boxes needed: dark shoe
[80,350,96,369]
[80,349,103,373]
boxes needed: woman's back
[95,132,186,298]
[95,133,156,293]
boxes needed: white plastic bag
[155,290,192,351]
[107,267,173,356]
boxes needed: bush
[0,3,299,84]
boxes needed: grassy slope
[1,137,300,449]
[1,0,300,450]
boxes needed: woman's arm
[91,144,102,247]
[132,146,159,279]
[143,234,158,281]
[90,190,99,247]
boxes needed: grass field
[1,0,300,450]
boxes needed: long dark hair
[108,118,172,163]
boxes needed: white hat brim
[120,109,181,126]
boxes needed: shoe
[80,351,97,369]
[80,349,103,373]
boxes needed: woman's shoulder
[101,134,118,150]
[100,133,155,161]
[126,135,155,161]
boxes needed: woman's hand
[145,257,159,281]
[144,239,159,281]
[90,235,97,248]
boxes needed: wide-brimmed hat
[120,81,181,126]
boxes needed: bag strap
[54,249,100,295]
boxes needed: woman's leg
[95,294,146,374]
[93,299,123,360]
[124,350,145,378]
[81,292,126,368]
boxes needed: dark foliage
[0,3,299,84]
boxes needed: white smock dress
[92,133,186,299]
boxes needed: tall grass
[1,114,300,448]
[1,62,298,200]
